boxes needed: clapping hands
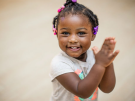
[92,37,119,67]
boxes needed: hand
[92,37,119,67]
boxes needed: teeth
[71,47,77,49]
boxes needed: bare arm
[56,64,105,98]
[99,63,116,93]
[92,37,119,93]
[56,37,119,98]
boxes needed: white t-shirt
[50,50,98,101]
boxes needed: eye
[78,32,86,36]
[61,32,69,36]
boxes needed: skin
[57,15,95,62]
[92,38,118,93]
[56,14,119,98]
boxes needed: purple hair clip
[72,0,77,3]
[93,26,98,35]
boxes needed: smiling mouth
[70,47,79,49]
[67,46,81,51]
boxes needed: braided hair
[53,0,99,34]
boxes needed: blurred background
[0,0,135,101]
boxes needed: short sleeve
[50,59,74,81]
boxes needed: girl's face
[57,14,95,61]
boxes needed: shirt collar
[61,50,89,64]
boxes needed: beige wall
[0,0,135,101]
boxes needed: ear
[91,34,96,41]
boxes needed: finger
[104,37,116,54]
[94,46,99,53]
[107,39,116,54]
[109,50,120,60]
[92,46,99,55]
[101,38,109,54]
[92,47,96,55]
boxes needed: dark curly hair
[53,0,99,34]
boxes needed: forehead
[58,14,92,28]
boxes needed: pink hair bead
[53,27,57,35]
[53,28,56,31]
[72,0,77,3]
[61,5,65,9]
[57,9,61,13]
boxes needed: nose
[69,35,78,43]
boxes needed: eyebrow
[77,28,87,30]
[60,28,71,30]
[60,28,87,30]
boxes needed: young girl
[50,0,119,101]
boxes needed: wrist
[95,62,105,68]
[92,63,106,76]
[94,63,106,71]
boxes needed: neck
[74,52,87,62]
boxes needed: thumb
[92,46,99,55]
[109,50,120,60]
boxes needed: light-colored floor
[0,0,135,101]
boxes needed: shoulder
[87,49,95,65]
[87,49,95,60]
[51,52,74,66]
[50,52,74,81]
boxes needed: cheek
[58,37,67,47]
[81,36,90,42]
[80,37,91,48]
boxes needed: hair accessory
[57,9,61,13]
[72,0,77,3]
[57,0,77,13]
[57,5,65,13]
[61,5,65,9]
[93,26,98,35]
[53,26,57,35]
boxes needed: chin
[68,53,81,58]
